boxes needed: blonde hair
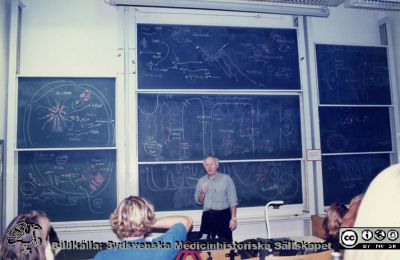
[0,211,52,260]
[110,196,156,238]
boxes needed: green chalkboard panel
[17,77,115,148]
[138,24,300,90]
[18,150,117,221]
[322,153,390,206]
[316,44,391,105]
[319,107,392,153]
[139,161,302,211]
[138,94,302,161]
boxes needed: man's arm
[227,175,238,231]
[230,206,237,220]
[152,215,193,232]
[229,206,237,230]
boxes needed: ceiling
[246,0,400,11]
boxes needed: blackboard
[137,24,300,90]
[17,77,116,148]
[18,150,117,222]
[138,94,302,161]
[139,160,302,211]
[316,44,391,105]
[322,153,390,206]
[319,107,392,153]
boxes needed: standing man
[194,156,238,242]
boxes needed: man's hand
[229,219,237,231]
[201,183,208,193]
[197,183,208,204]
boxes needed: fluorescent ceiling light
[345,0,400,11]
[106,0,330,17]
[249,0,344,7]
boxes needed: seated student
[322,203,348,252]
[345,164,400,260]
[341,194,364,228]
[94,196,192,260]
[0,210,56,260]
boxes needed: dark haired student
[94,196,192,260]
[323,203,348,251]
[0,211,58,260]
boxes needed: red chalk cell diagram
[18,150,116,221]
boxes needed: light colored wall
[310,5,386,45]
[387,12,400,112]
[5,0,123,241]
[305,5,400,213]
[0,0,11,237]
[19,0,122,75]
[0,0,11,139]
[5,0,400,242]
[392,14,400,87]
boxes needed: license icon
[341,230,358,247]
[387,230,399,241]
[362,230,373,241]
[374,230,386,241]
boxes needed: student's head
[0,211,53,260]
[341,193,364,228]
[344,164,400,260]
[110,196,157,239]
[203,156,219,177]
[323,203,348,239]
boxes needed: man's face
[203,157,218,177]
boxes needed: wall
[0,0,11,238]
[392,14,400,86]
[5,0,123,241]
[0,0,11,139]
[387,12,400,116]
[5,0,400,242]
[19,0,122,75]
[305,5,399,213]
[310,5,386,45]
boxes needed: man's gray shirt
[194,172,238,210]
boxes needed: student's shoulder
[156,223,187,243]
[94,249,112,260]
[166,223,187,236]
